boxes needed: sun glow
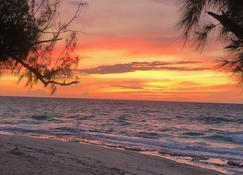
[1,0,242,104]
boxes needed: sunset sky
[1,0,243,104]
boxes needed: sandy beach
[0,135,224,175]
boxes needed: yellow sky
[1,0,243,104]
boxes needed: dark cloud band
[77,61,209,74]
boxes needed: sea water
[0,96,242,174]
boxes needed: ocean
[0,96,242,174]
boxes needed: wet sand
[0,135,224,175]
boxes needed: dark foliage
[179,0,243,85]
[0,1,38,62]
[0,0,85,93]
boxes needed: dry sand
[0,135,224,175]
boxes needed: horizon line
[1,95,242,105]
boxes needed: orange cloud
[0,0,242,104]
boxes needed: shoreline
[0,134,224,175]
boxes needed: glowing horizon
[1,0,243,104]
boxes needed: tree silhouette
[0,0,85,93]
[179,0,243,85]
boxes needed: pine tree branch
[207,11,243,40]
[32,38,62,45]
[12,57,79,87]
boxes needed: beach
[0,134,224,175]
[1,0,243,174]
[0,97,242,174]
